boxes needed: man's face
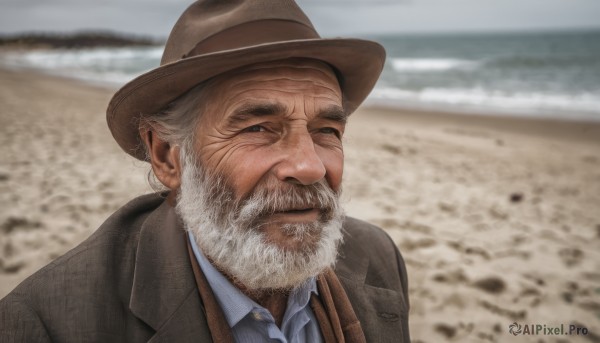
[175,59,346,290]
[192,59,346,251]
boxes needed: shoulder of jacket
[5,193,166,300]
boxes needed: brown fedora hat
[107,0,386,160]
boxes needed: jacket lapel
[129,200,213,342]
[335,233,408,342]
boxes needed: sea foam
[390,58,477,72]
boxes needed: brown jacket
[0,194,410,342]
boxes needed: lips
[267,207,321,223]
[280,207,315,214]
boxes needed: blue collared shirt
[188,232,324,343]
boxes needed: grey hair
[138,81,209,191]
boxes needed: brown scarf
[186,241,366,343]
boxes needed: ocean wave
[1,46,163,85]
[389,58,478,72]
[483,55,600,69]
[370,87,600,118]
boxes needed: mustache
[238,179,340,221]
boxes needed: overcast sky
[1,0,599,38]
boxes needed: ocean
[2,30,599,121]
[368,30,600,120]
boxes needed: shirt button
[252,311,263,321]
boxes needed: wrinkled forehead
[206,58,342,95]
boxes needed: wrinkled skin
[191,59,346,251]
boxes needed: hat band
[182,19,320,60]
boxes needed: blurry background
[3,0,600,35]
[1,1,599,342]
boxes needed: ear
[140,129,182,190]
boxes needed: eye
[319,127,341,137]
[243,125,266,133]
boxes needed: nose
[273,130,326,185]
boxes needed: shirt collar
[187,232,318,327]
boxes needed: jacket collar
[129,199,212,342]
[334,236,370,284]
[334,225,407,341]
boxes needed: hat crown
[161,0,317,65]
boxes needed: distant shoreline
[0,31,162,50]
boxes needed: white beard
[175,148,344,291]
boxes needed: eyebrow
[226,102,347,124]
[318,105,348,124]
[227,102,287,124]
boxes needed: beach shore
[1,67,599,342]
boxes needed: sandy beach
[1,67,599,342]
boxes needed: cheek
[200,141,280,199]
[317,146,344,192]
[226,150,277,198]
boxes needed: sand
[1,67,599,342]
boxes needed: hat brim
[107,38,385,160]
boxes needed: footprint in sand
[471,276,506,295]
[478,300,526,320]
[558,247,584,267]
[561,280,600,317]
[400,237,436,252]
[433,322,474,340]
[1,217,43,234]
[432,268,469,285]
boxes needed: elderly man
[0,1,409,342]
